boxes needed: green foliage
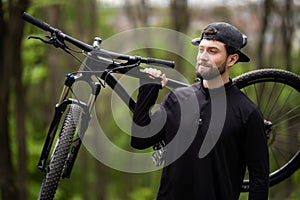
[26,0,65,10]
[22,39,48,85]
[128,187,156,200]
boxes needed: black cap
[192,22,250,62]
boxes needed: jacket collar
[194,79,234,95]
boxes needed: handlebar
[22,12,175,68]
[22,12,94,52]
[94,49,175,68]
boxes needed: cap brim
[192,38,201,46]
[237,51,250,62]
[191,38,250,62]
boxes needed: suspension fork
[62,81,101,178]
[37,74,76,171]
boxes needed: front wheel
[38,104,82,200]
[233,69,300,192]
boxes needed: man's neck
[203,75,230,89]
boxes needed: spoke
[266,83,285,119]
[269,146,282,170]
[271,142,298,155]
[272,113,300,130]
[272,145,292,163]
[273,133,300,143]
[263,82,278,117]
[273,104,300,125]
[254,82,263,108]
[272,89,294,121]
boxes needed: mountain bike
[22,12,300,199]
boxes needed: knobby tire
[38,104,81,200]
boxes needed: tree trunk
[281,0,294,71]
[170,0,189,33]
[47,6,61,106]
[257,0,272,68]
[10,1,30,200]
[281,1,295,197]
[0,0,29,199]
[169,0,189,72]
[0,1,16,198]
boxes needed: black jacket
[131,80,269,200]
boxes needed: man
[131,22,269,200]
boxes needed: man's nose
[197,50,209,61]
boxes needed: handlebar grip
[142,58,175,68]
[22,12,53,32]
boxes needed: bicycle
[22,12,300,199]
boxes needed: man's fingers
[161,73,168,88]
[141,68,168,88]
[142,68,162,78]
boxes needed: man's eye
[209,49,217,54]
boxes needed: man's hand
[141,68,168,88]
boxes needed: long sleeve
[245,109,269,200]
[131,83,166,149]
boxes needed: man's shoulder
[228,85,262,121]
[229,85,257,108]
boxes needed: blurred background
[1,0,300,199]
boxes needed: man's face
[195,39,229,80]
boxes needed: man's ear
[227,54,239,67]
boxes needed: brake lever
[28,34,68,50]
[110,60,141,74]
[28,35,53,44]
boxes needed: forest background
[1,0,300,199]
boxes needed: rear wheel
[38,104,82,200]
[233,69,300,192]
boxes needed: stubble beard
[195,59,227,80]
